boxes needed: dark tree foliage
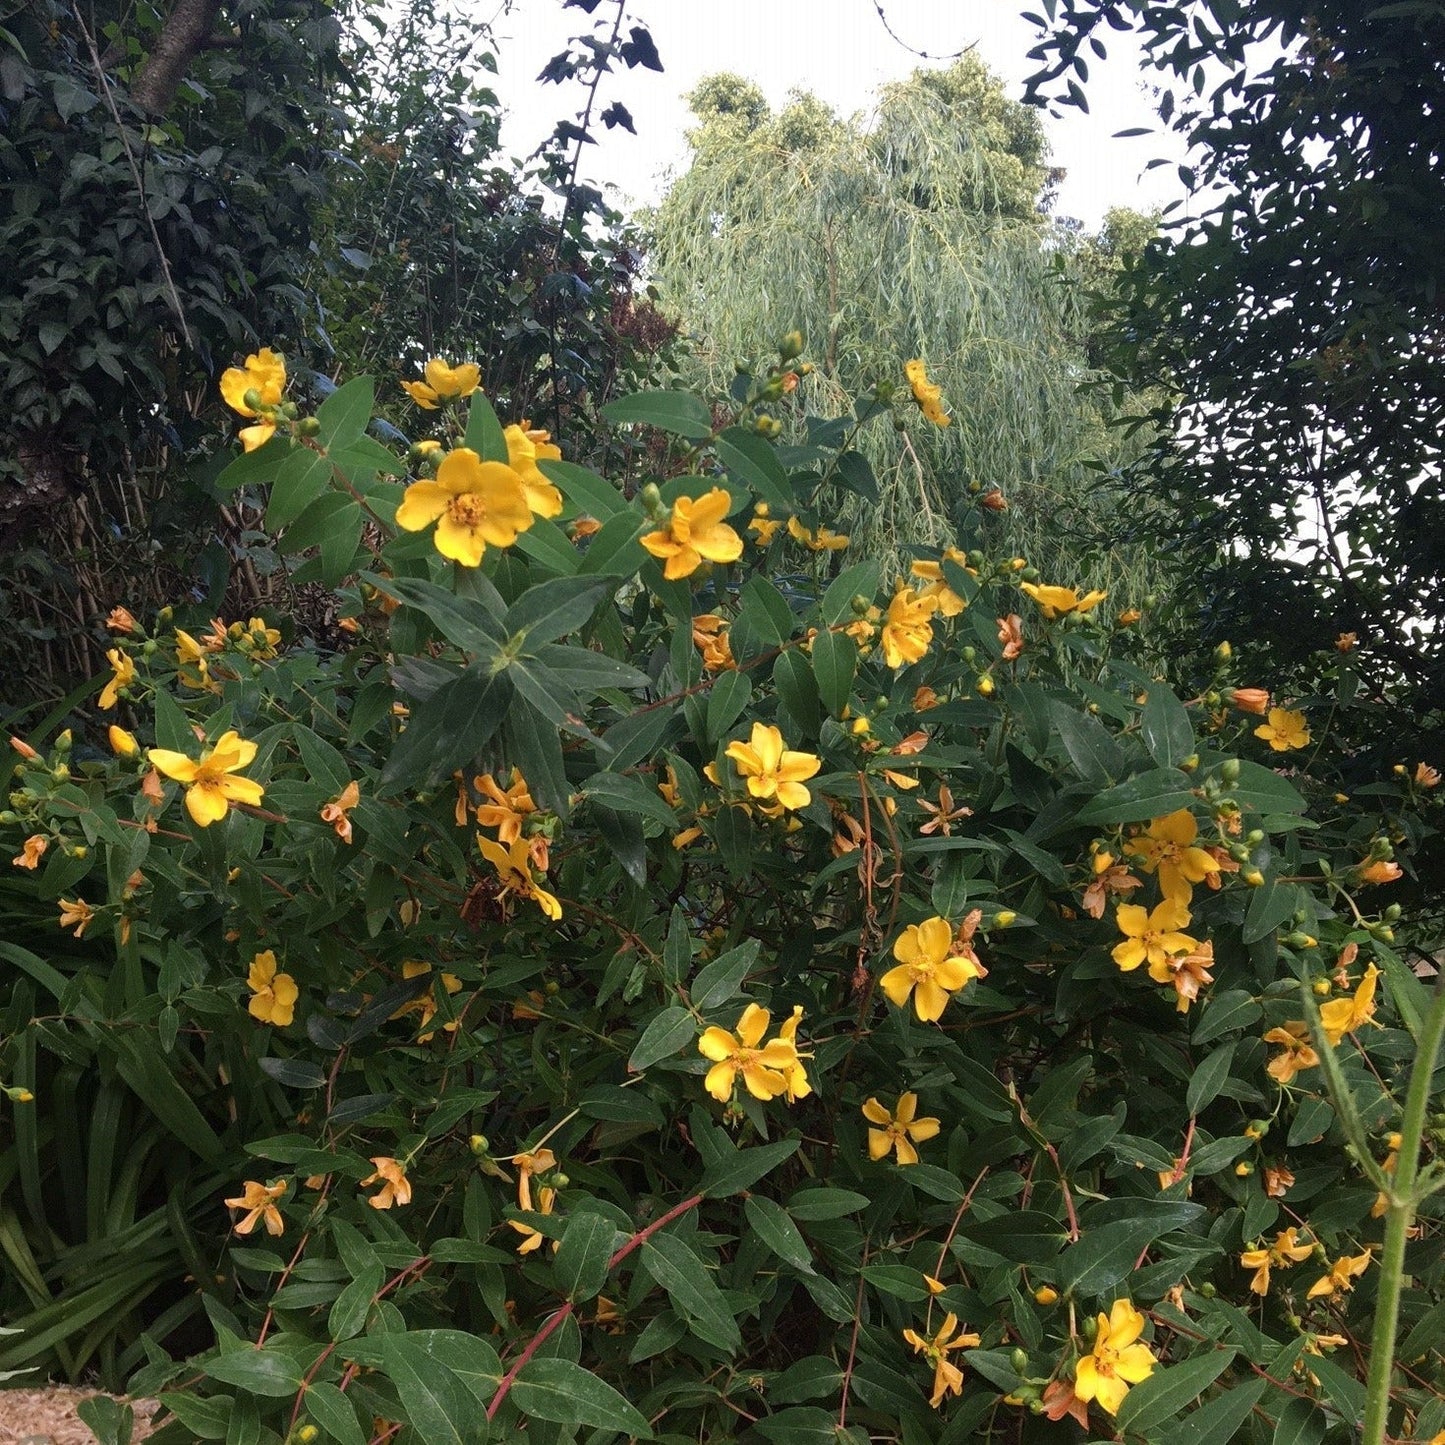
[1025,1,1445,743]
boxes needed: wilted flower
[224,1179,287,1236]
[320,781,359,844]
[360,1156,412,1210]
[1263,1023,1319,1084]
[12,835,47,870]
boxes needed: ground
[0,1388,156,1445]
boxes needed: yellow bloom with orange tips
[360,1156,412,1210]
[1263,1022,1320,1084]
[640,488,743,580]
[1111,898,1197,973]
[219,348,287,451]
[1306,1249,1371,1300]
[12,834,47,870]
[903,1313,978,1408]
[697,1003,801,1103]
[478,833,561,920]
[1149,939,1215,1013]
[474,768,536,843]
[862,1092,940,1165]
[320,780,360,844]
[1074,1299,1156,1415]
[503,422,564,518]
[58,897,94,937]
[247,949,298,1027]
[880,913,986,1022]
[98,649,135,709]
[724,722,820,812]
[1254,707,1310,752]
[223,1179,287,1236]
[880,586,938,669]
[400,358,480,409]
[1240,1227,1314,1294]
[395,447,533,568]
[1020,582,1108,620]
[786,515,850,552]
[1127,810,1221,904]
[1318,963,1379,1046]
[148,730,264,827]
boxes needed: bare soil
[0,1388,157,1445]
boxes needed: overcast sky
[480,0,1189,232]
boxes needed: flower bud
[550,1172,569,1189]
[994,910,1016,928]
[5,1086,34,1103]
[1199,1281,1217,1298]
[1214,641,1232,661]
[778,330,804,360]
[976,674,995,698]
[1243,868,1265,887]
[1384,903,1401,922]
[1180,753,1199,772]
[1244,1120,1269,1140]
[1313,978,1332,996]
[638,483,662,514]
[1033,1285,1058,1305]
[1220,758,1241,783]
[1235,1161,1253,1176]
[469,1134,490,1156]
[51,764,70,783]
[243,387,263,411]
[1010,1348,1029,1372]
[1229,687,1270,715]
[297,416,321,437]
[8,736,39,761]
[108,725,140,757]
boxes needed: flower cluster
[697,1003,809,1103]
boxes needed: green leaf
[266,449,332,530]
[1192,990,1263,1045]
[602,388,714,440]
[532,642,649,693]
[1242,880,1303,944]
[539,458,627,518]
[639,1233,741,1351]
[786,1187,870,1220]
[158,1392,232,1440]
[370,574,504,652]
[302,1382,368,1445]
[328,1263,382,1342]
[277,491,353,556]
[1075,768,1197,826]
[706,669,752,743]
[821,561,883,624]
[744,1197,814,1273]
[1056,1217,1163,1298]
[1270,1396,1328,1445]
[1141,687,1195,768]
[754,1406,839,1443]
[464,391,509,462]
[1231,761,1306,815]
[576,510,648,575]
[773,649,821,736]
[812,629,857,717]
[1052,704,1123,786]
[628,1006,696,1073]
[202,1347,305,1398]
[580,770,679,827]
[690,940,760,1011]
[1174,1379,1268,1445]
[378,665,512,793]
[738,575,796,646]
[314,376,374,451]
[1114,1350,1237,1433]
[1185,1042,1237,1115]
[553,1209,621,1304]
[700,1138,800,1197]
[216,434,290,491]
[378,1337,478,1445]
[505,575,619,645]
[716,426,794,508]
[510,1358,653,1437]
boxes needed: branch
[128,0,224,116]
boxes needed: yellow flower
[395,961,463,1042]
[786,515,850,551]
[902,1313,979,1408]
[1127,810,1221,904]
[360,1156,412,1210]
[220,349,287,450]
[98,649,135,709]
[1319,963,1379,1045]
[57,897,94,937]
[12,834,47,870]
[148,730,265,827]
[776,1005,812,1102]
[1240,1227,1314,1294]
[697,1003,800,1102]
[247,949,298,1026]
[880,587,938,669]
[1254,707,1310,752]
[1111,898,1197,973]
[862,1092,940,1165]
[510,1183,556,1253]
[640,488,743,579]
[748,504,782,545]
[503,422,564,518]
[723,722,820,812]
[909,548,971,617]
[224,1179,287,1236]
[108,725,139,757]
[692,614,736,672]
[880,913,986,1022]
[1020,582,1108,620]
[474,769,537,842]
[1073,1299,1156,1416]
[320,780,360,844]
[1306,1249,1371,1300]
[394,447,533,567]
[903,359,951,427]
[477,833,561,919]
[1263,1022,1320,1083]
[174,629,213,691]
[400,358,481,409]
[511,1147,558,1212]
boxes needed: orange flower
[1230,687,1271,715]
[913,685,940,711]
[997,614,1023,660]
[1148,938,1215,1013]
[1263,1163,1295,1198]
[862,1092,940,1166]
[509,1184,556,1253]
[1264,1023,1319,1084]
[224,1179,287,1236]
[748,503,782,546]
[57,897,94,938]
[1413,761,1440,788]
[1082,852,1143,919]
[1335,631,1357,653]
[786,516,850,552]
[360,1156,412,1209]
[691,614,736,671]
[917,784,972,837]
[880,587,938,669]
[880,912,986,1021]
[106,606,138,633]
[320,781,360,844]
[979,489,1008,512]
[1358,858,1402,885]
[1254,707,1310,752]
[12,834,47,870]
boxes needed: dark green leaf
[639,1233,741,1351]
[1114,1350,1236,1433]
[1141,687,1194,769]
[510,1357,653,1437]
[602,388,714,440]
[700,1138,800,1197]
[628,1006,696,1073]
[553,1209,621,1304]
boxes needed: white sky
[481,0,1189,231]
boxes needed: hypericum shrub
[1,339,1441,1445]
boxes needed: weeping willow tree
[648,60,1157,580]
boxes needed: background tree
[1026,0,1445,764]
[647,57,1158,580]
